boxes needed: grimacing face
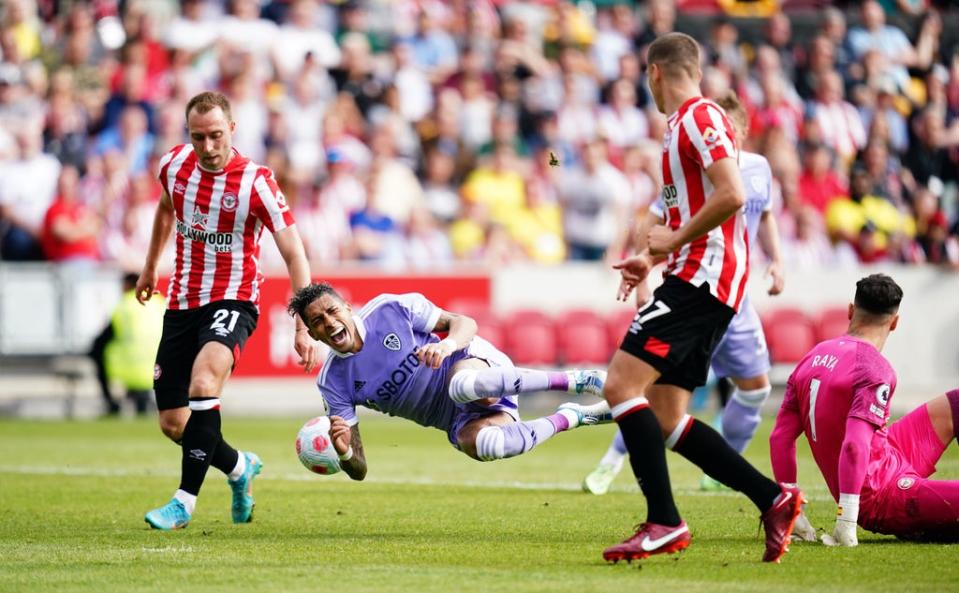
[303,294,360,354]
[188,106,235,172]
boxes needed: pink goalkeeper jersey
[778,335,897,501]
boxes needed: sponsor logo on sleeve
[702,126,722,147]
[897,477,915,490]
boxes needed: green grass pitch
[2,415,958,593]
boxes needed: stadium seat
[606,308,637,353]
[505,309,558,366]
[472,310,506,351]
[445,298,490,320]
[557,309,611,365]
[815,306,850,342]
[763,308,816,364]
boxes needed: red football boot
[603,521,691,563]
[761,483,804,563]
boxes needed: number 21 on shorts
[211,309,240,334]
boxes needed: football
[295,416,341,475]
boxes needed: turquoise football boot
[144,498,191,530]
[230,452,263,523]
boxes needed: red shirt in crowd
[41,197,99,261]
[798,170,848,213]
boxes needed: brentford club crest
[383,333,401,351]
[221,192,238,212]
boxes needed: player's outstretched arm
[418,311,477,369]
[330,416,367,481]
[823,416,875,547]
[647,157,745,257]
[136,190,175,304]
[769,387,803,486]
[769,384,818,542]
[758,211,785,296]
[274,225,319,372]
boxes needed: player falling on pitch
[772,273,959,545]
[287,283,611,478]
[599,33,802,564]
[583,91,786,495]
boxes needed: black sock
[179,400,222,496]
[617,408,682,527]
[673,419,780,512]
[172,426,238,477]
[211,438,240,477]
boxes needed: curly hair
[287,282,344,322]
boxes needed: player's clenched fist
[328,415,352,456]
[647,225,678,257]
[417,337,457,369]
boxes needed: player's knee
[449,369,480,404]
[474,426,506,462]
[601,374,633,403]
[159,418,185,441]
[189,374,222,398]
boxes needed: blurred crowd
[1,0,959,272]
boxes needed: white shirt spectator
[164,14,219,53]
[592,27,632,82]
[394,64,434,123]
[219,14,278,56]
[597,104,648,150]
[560,160,630,249]
[0,151,61,234]
[273,25,341,82]
[458,90,495,150]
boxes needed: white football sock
[228,452,247,481]
[599,443,626,470]
[173,489,197,515]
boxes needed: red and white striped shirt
[660,97,749,311]
[157,145,295,310]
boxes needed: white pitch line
[0,464,836,501]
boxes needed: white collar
[329,314,366,358]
